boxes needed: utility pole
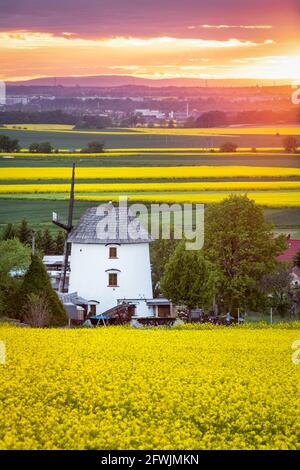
[53,163,76,293]
[31,231,36,256]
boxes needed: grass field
[2,125,300,149]
[1,200,300,233]
[2,153,300,169]
[0,324,299,450]
[0,125,300,228]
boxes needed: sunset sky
[0,0,299,82]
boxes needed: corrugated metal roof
[68,203,151,244]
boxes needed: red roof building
[277,238,300,264]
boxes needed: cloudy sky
[0,0,299,81]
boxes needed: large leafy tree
[160,241,218,309]
[19,254,68,326]
[0,134,20,152]
[204,195,286,312]
[0,239,31,284]
[0,239,31,317]
[260,265,292,317]
[150,238,178,296]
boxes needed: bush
[0,135,20,152]
[19,254,68,326]
[29,142,53,153]
[24,293,50,327]
[219,142,238,152]
[283,136,298,153]
[81,141,105,153]
[195,111,228,128]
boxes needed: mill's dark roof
[68,204,152,244]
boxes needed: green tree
[34,230,42,250]
[55,231,66,255]
[0,134,20,152]
[204,195,286,312]
[2,223,16,240]
[0,239,31,284]
[18,218,32,246]
[19,254,68,326]
[29,142,53,153]
[184,116,196,128]
[283,136,297,153]
[40,142,53,153]
[40,228,55,254]
[28,142,40,153]
[261,265,292,317]
[0,239,31,317]
[161,241,217,309]
[220,142,238,153]
[150,238,178,296]
[195,111,228,128]
[81,141,105,153]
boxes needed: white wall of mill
[68,242,153,316]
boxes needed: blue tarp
[89,315,113,320]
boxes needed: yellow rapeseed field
[0,324,299,450]
[75,192,300,207]
[1,166,300,180]
[4,124,300,135]
[1,181,300,194]
[3,124,75,131]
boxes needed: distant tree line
[0,110,75,125]
[1,132,297,154]
[0,111,113,129]
[184,108,300,128]
[1,106,299,130]
[1,219,66,255]
[0,134,106,153]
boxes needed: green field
[0,199,300,234]
[1,152,300,168]
[0,125,299,231]
[2,125,300,149]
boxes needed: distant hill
[7,75,290,88]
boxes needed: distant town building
[135,108,165,118]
